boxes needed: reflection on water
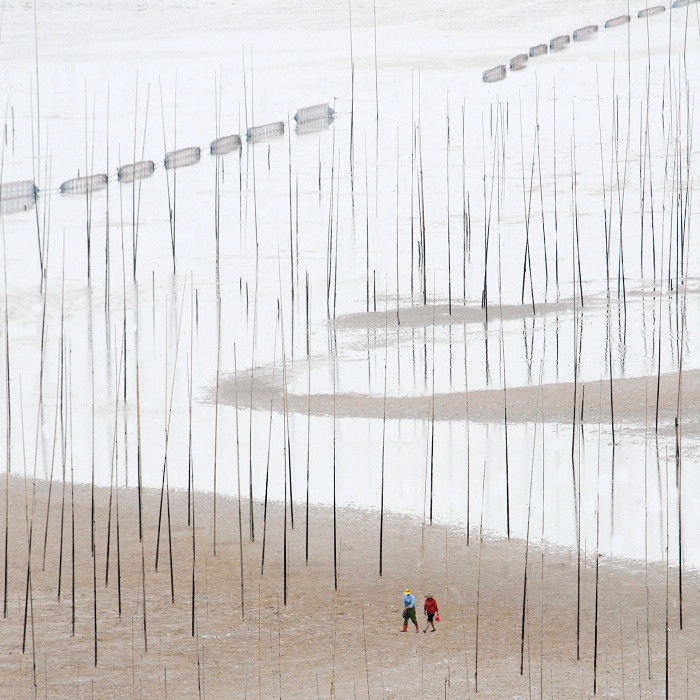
[285,291,696,399]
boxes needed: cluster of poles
[0,0,697,696]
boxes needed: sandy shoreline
[0,475,697,698]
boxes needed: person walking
[401,588,419,632]
[423,594,439,632]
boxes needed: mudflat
[0,475,697,698]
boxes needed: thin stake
[474,460,487,693]
[379,306,388,576]
[234,346,245,621]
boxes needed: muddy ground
[0,474,697,698]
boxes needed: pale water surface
[0,0,699,566]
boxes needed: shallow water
[0,0,698,567]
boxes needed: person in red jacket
[423,594,439,633]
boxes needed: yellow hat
[404,588,411,595]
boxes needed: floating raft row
[210,134,242,156]
[672,0,699,7]
[117,160,155,183]
[605,14,631,28]
[0,96,335,212]
[60,173,108,195]
[295,115,334,136]
[549,34,570,51]
[509,53,528,71]
[482,65,506,83]
[164,147,201,170]
[638,5,665,16]
[573,24,598,41]
[294,103,334,123]
[246,121,285,143]
[486,3,671,77]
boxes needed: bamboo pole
[446,92,452,314]
[428,308,435,525]
[305,310,311,564]
[553,79,559,298]
[248,273,258,543]
[517,96,536,311]
[279,280,294,532]
[68,345,76,634]
[233,345,245,621]
[213,290,221,555]
[644,381,651,679]
[593,413,602,695]
[57,334,66,600]
[332,368,337,591]
[463,319,471,545]
[260,305,279,576]
[519,383,540,674]
[40,329,61,574]
[30,7,44,280]
[154,279,187,599]
[105,333,124,592]
[379,306,387,576]
[104,86,111,308]
[474,460,487,693]
[2,186,11,619]
[497,231,510,539]
[665,447,669,699]
[395,129,400,325]
[158,79,176,274]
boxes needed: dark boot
[401,624,407,632]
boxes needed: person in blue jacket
[401,588,419,632]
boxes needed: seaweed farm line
[0,0,698,599]
[482,2,669,81]
[1,103,335,202]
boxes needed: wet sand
[224,305,700,434]
[0,475,698,698]
[227,364,700,431]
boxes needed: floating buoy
[604,15,631,28]
[60,174,108,195]
[210,134,242,156]
[0,180,37,214]
[294,103,334,123]
[549,34,570,51]
[246,121,285,143]
[117,160,155,183]
[482,65,507,83]
[638,5,665,17]
[573,25,598,41]
[164,147,201,170]
[529,43,548,57]
[509,53,528,71]
[0,179,38,201]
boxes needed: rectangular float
[482,65,507,83]
[60,174,108,194]
[117,160,155,183]
[164,147,201,170]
